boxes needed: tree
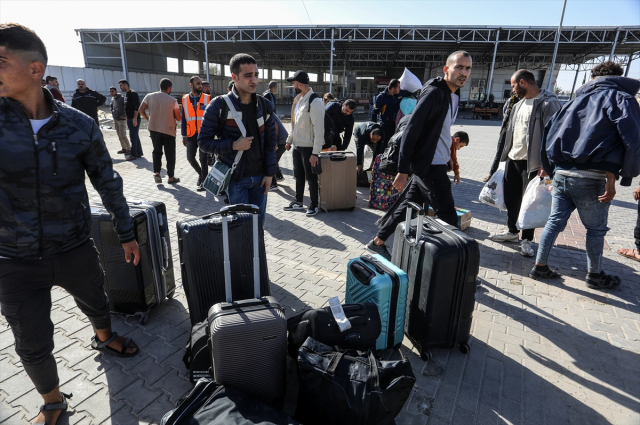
[554,85,563,95]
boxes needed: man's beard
[193,88,202,95]
[294,87,302,94]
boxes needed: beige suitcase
[317,151,357,211]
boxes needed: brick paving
[1,116,639,425]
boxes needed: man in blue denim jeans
[119,79,143,161]
[530,61,640,289]
[198,54,277,224]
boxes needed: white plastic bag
[478,162,506,210]
[399,68,422,93]
[516,177,553,230]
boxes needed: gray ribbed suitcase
[207,204,287,405]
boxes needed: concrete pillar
[203,30,210,83]
[486,29,501,103]
[329,29,335,93]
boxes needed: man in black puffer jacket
[0,24,140,424]
[71,79,106,124]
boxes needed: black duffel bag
[379,132,400,176]
[295,337,416,425]
[182,320,212,383]
[287,303,381,358]
[161,379,300,425]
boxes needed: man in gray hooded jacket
[490,69,561,257]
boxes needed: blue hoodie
[541,76,640,185]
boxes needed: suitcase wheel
[459,343,470,354]
[420,351,432,361]
[349,207,355,211]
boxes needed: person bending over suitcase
[449,131,469,185]
[366,51,472,260]
[0,24,141,425]
[354,121,385,173]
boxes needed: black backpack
[308,93,335,149]
[379,115,411,176]
[182,321,212,383]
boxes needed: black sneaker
[270,182,279,191]
[276,170,284,181]
[365,239,391,260]
[306,206,319,216]
[197,184,205,192]
[585,271,621,289]
[284,201,305,211]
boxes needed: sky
[1,0,639,91]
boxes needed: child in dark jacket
[449,131,469,185]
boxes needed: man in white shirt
[490,69,561,257]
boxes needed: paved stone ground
[1,116,639,425]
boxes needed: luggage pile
[91,200,479,423]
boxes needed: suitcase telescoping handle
[220,204,261,302]
[404,202,424,243]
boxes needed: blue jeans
[536,174,610,273]
[127,117,143,157]
[227,175,267,225]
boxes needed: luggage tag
[328,297,352,332]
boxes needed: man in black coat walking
[367,51,472,260]
[71,79,106,124]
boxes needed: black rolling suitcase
[90,200,176,323]
[207,204,287,405]
[177,205,271,326]
[391,202,479,360]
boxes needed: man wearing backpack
[283,70,325,216]
[198,54,277,225]
[326,99,356,151]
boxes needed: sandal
[33,392,72,425]
[585,271,621,289]
[168,178,180,184]
[154,174,162,184]
[617,248,640,262]
[529,265,561,280]
[91,332,139,357]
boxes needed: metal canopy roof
[77,25,640,73]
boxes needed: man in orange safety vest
[181,75,210,191]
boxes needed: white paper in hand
[328,297,352,332]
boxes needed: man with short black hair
[532,61,640,289]
[283,70,325,216]
[490,68,561,257]
[181,75,210,191]
[353,121,384,172]
[0,23,140,425]
[199,53,277,224]
[109,86,131,155]
[371,79,412,152]
[323,92,335,104]
[140,78,182,184]
[326,98,356,151]
[367,51,472,259]
[263,80,278,113]
[45,75,64,102]
[119,79,143,160]
[202,80,211,95]
[71,78,106,124]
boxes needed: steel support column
[204,30,210,83]
[546,0,568,91]
[80,32,89,68]
[625,54,634,77]
[329,29,334,93]
[118,31,129,81]
[486,29,500,103]
[569,65,580,98]
[609,29,620,61]
[342,55,347,98]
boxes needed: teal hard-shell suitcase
[345,254,409,350]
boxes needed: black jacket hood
[576,75,640,97]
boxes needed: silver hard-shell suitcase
[207,204,287,405]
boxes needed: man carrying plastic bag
[516,177,553,229]
[479,162,506,210]
[529,61,640,290]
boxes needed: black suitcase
[391,202,479,360]
[286,303,382,358]
[207,204,287,405]
[90,200,176,323]
[177,206,271,326]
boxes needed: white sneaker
[490,231,519,242]
[520,240,535,257]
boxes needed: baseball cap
[286,70,310,84]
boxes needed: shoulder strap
[222,95,245,166]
